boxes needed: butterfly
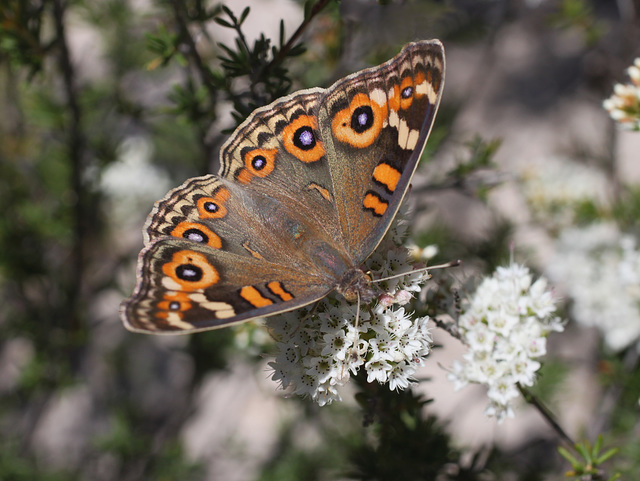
[121,40,445,334]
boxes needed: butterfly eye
[350,105,374,133]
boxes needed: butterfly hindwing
[122,239,334,333]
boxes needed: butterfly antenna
[371,259,461,284]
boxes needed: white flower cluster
[448,263,563,422]
[519,156,609,228]
[546,223,640,352]
[603,58,640,130]
[267,220,434,406]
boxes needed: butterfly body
[122,40,445,334]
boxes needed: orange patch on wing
[267,281,293,302]
[235,168,252,185]
[197,187,230,219]
[332,93,386,148]
[171,221,222,249]
[162,250,220,291]
[363,192,388,216]
[388,84,401,112]
[282,115,325,163]
[307,182,332,202]
[373,163,401,193]
[240,286,273,308]
[242,242,264,260]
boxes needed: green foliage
[0,0,52,75]
[349,381,484,480]
[558,436,620,480]
[526,360,569,408]
[548,0,606,46]
[0,442,77,481]
[612,186,640,231]
[97,411,204,480]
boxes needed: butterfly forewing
[218,89,346,249]
[316,40,444,263]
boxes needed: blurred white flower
[603,58,640,130]
[100,136,171,225]
[447,263,562,423]
[267,219,434,406]
[546,223,640,352]
[519,156,609,228]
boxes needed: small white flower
[266,215,435,405]
[603,58,640,130]
[448,263,562,421]
[388,362,417,391]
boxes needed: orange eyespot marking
[282,115,325,163]
[363,192,388,217]
[171,221,222,249]
[244,148,277,178]
[398,76,415,110]
[373,163,402,194]
[154,291,193,319]
[306,182,332,202]
[332,93,386,148]
[267,281,293,302]
[162,250,220,291]
[240,285,273,308]
[197,187,230,219]
[156,298,192,312]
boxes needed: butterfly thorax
[337,268,376,304]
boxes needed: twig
[169,0,218,172]
[52,0,84,333]
[267,0,333,70]
[517,383,577,450]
